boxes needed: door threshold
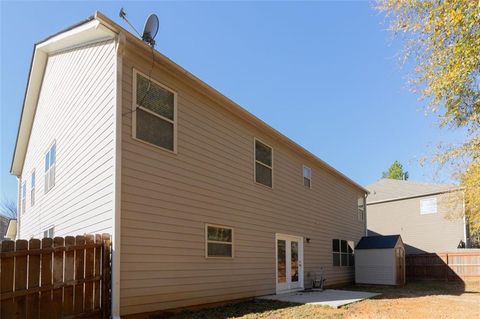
[276,288,304,295]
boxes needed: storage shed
[355,235,405,286]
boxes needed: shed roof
[355,235,401,250]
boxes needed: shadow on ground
[149,300,305,319]
[343,281,480,300]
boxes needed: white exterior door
[276,234,304,293]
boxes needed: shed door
[395,247,405,285]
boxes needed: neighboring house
[366,178,468,254]
[0,215,10,240]
[10,12,368,317]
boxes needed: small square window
[43,226,54,239]
[206,225,234,258]
[332,239,355,267]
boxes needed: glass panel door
[277,240,286,284]
[276,235,303,292]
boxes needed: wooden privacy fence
[406,251,480,282]
[0,234,111,319]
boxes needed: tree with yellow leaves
[376,0,480,246]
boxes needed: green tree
[382,161,409,180]
[376,0,480,244]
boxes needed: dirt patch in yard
[151,282,480,319]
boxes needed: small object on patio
[312,269,326,290]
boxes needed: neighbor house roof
[10,11,368,194]
[355,235,401,250]
[366,178,461,204]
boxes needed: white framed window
[31,170,36,207]
[332,239,355,267]
[358,196,365,221]
[254,139,273,188]
[44,142,56,193]
[303,165,312,188]
[205,224,234,258]
[132,69,177,152]
[21,181,26,214]
[420,197,437,215]
[43,226,54,239]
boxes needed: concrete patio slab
[257,289,381,308]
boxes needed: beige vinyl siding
[367,192,465,254]
[18,39,116,238]
[120,42,365,315]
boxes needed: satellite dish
[142,14,159,47]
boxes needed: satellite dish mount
[119,8,159,48]
[142,14,159,48]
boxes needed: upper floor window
[358,196,365,221]
[133,70,176,152]
[31,170,36,206]
[21,181,26,214]
[332,239,354,267]
[420,197,437,215]
[303,166,312,188]
[45,143,56,193]
[255,139,273,187]
[206,224,234,258]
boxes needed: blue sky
[0,1,466,202]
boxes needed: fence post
[74,235,86,315]
[102,233,112,319]
[27,239,41,318]
[14,240,28,318]
[64,236,75,316]
[53,237,65,318]
[40,238,53,318]
[1,240,15,318]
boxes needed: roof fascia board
[10,19,116,176]
[94,12,368,194]
[367,188,464,205]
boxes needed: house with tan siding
[366,178,468,254]
[10,12,368,317]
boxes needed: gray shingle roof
[355,235,401,250]
[365,178,458,203]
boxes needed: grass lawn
[150,281,480,319]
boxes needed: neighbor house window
[206,225,234,258]
[358,196,365,221]
[255,139,273,187]
[420,197,437,215]
[31,170,36,206]
[44,143,56,193]
[43,227,54,239]
[303,166,312,188]
[133,70,176,152]
[21,181,26,214]
[332,239,355,267]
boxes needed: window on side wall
[255,139,273,187]
[358,196,365,221]
[21,181,26,214]
[43,226,54,239]
[303,166,312,188]
[332,239,355,267]
[31,170,36,206]
[206,224,234,258]
[133,70,176,152]
[420,197,437,215]
[44,143,56,193]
